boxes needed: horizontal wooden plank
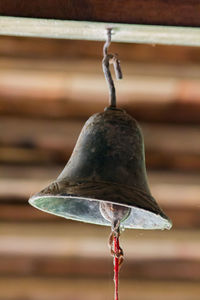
[0,204,58,221]
[1,185,199,228]
[1,16,200,46]
[0,255,199,280]
[1,118,200,170]
[0,223,200,280]
[1,168,200,207]
[2,36,200,65]
[0,278,200,300]
[1,0,200,27]
[1,203,200,229]
[0,166,200,228]
[3,56,200,79]
[0,62,200,123]
[1,221,199,240]
[2,57,200,80]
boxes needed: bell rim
[38,180,167,213]
[29,194,172,230]
[29,179,172,229]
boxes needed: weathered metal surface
[1,16,200,46]
[29,107,172,230]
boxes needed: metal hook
[102,28,123,108]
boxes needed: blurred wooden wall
[0,35,200,300]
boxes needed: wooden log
[2,58,200,89]
[1,167,200,228]
[1,202,200,229]
[0,204,57,221]
[1,169,200,209]
[0,223,200,280]
[0,277,199,300]
[1,118,200,170]
[0,63,200,122]
[1,0,200,27]
[2,35,200,64]
[2,17,200,46]
[0,254,197,280]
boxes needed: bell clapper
[110,221,122,300]
[100,202,131,300]
[109,220,124,267]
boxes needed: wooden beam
[1,61,200,123]
[1,166,200,228]
[2,252,200,280]
[1,16,200,46]
[2,36,200,65]
[0,278,199,300]
[0,204,58,221]
[1,118,200,170]
[2,57,200,80]
[0,223,200,280]
[1,167,200,206]
[1,202,200,229]
[1,0,200,27]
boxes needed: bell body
[29,107,172,230]
[59,108,150,195]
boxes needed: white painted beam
[0,16,200,46]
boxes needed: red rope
[113,236,119,300]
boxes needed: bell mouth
[29,196,172,230]
[29,181,172,230]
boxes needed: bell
[29,107,172,230]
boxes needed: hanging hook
[102,28,123,108]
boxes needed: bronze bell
[29,29,172,231]
[29,107,172,230]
